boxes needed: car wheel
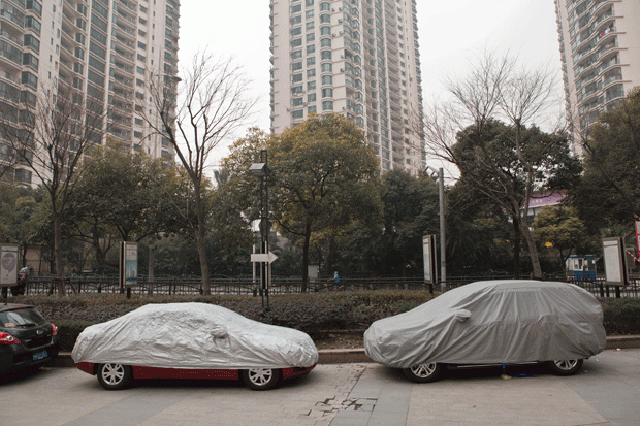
[97,363,132,390]
[548,359,583,376]
[403,362,444,383]
[243,368,281,391]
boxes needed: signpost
[120,241,138,298]
[423,235,437,293]
[1,244,19,300]
[602,237,627,298]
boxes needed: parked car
[72,302,318,390]
[0,303,59,373]
[364,280,607,383]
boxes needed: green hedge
[15,292,640,353]
[601,298,640,335]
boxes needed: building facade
[555,0,640,155]
[0,0,179,186]
[269,0,424,174]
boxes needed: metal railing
[8,273,640,299]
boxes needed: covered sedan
[363,280,606,383]
[72,302,318,390]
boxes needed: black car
[0,304,59,373]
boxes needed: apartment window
[292,73,302,83]
[321,26,331,36]
[293,97,303,106]
[25,16,42,34]
[321,75,332,85]
[307,44,315,54]
[322,100,333,110]
[307,57,316,66]
[321,88,333,98]
[292,15,302,25]
[308,81,316,90]
[321,63,332,73]
[14,169,32,185]
[320,13,330,24]
[23,53,38,70]
[307,69,316,78]
[306,0,314,6]
[320,38,331,48]
[21,71,38,89]
[292,86,303,94]
[321,51,331,60]
[24,34,40,53]
[74,46,85,60]
[291,27,302,36]
[292,50,302,59]
[291,4,302,13]
[307,33,315,42]
[291,38,302,47]
[306,22,314,31]
[320,2,330,11]
[306,10,314,19]
[292,110,303,119]
[292,61,302,70]
[308,105,317,113]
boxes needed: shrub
[16,292,640,352]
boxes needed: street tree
[421,51,576,278]
[570,88,640,232]
[144,52,256,294]
[269,114,381,291]
[1,80,106,294]
[69,142,181,269]
[532,206,586,272]
[445,180,513,275]
[374,169,439,275]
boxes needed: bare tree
[420,51,562,279]
[1,79,106,294]
[145,52,256,295]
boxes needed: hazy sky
[179,0,561,168]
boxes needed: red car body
[75,362,315,382]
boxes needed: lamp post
[249,150,271,308]
[426,166,447,292]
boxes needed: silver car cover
[72,302,318,369]
[363,281,606,368]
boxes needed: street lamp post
[249,150,271,308]
[426,166,447,292]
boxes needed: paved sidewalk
[1,350,638,425]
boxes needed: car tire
[403,362,444,383]
[97,363,132,390]
[548,359,583,376]
[243,368,281,391]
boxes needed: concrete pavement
[1,349,639,426]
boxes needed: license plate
[32,351,48,361]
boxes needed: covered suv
[0,304,59,373]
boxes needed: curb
[53,335,640,368]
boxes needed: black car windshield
[0,308,45,328]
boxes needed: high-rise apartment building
[0,0,180,186]
[269,0,424,174]
[554,0,640,155]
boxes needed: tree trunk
[53,209,66,295]
[520,220,543,279]
[512,218,521,279]
[301,221,312,293]
[194,187,211,295]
